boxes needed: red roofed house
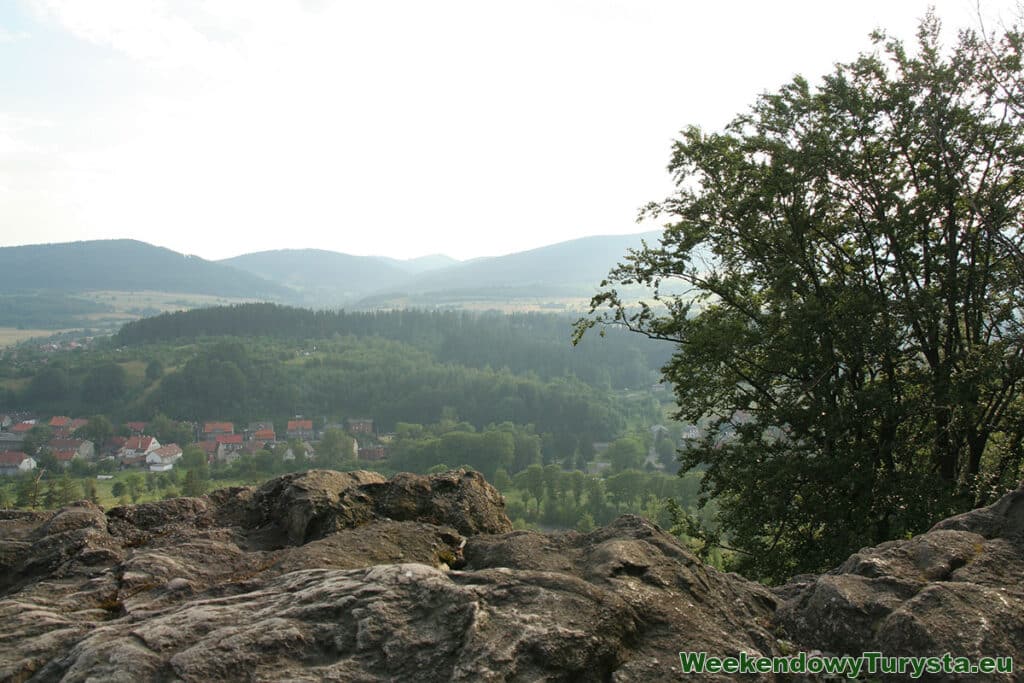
[103,436,128,457]
[51,448,79,466]
[146,444,183,472]
[48,438,95,461]
[215,434,244,456]
[49,416,71,429]
[125,421,147,435]
[121,453,148,468]
[203,422,234,437]
[69,418,88,433]
[198,439,223,464]
[209,435,242,464]
[287,419,314,440]
[0,451,36,475]
[251,428,276,443]
[119,436,161,460]
[11,422,35,435]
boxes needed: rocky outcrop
[0,470,1022,681]
[775,486,1024,681]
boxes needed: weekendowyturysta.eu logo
[678,651,1014,678]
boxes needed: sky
[0,0,1019,261]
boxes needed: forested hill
[115,303,670,390]
[0,240,289,299]
[358,231,663,305]
[218,249,415,304]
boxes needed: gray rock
[775,484,1024,680]
[2,471,1022,681]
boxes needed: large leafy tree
[577,15,1024,581]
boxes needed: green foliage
[21,424,53,457]
[182,469,208,497]
[145,359,164,383]
[82,478,99,504]
[115,304,669,391]
[317,428,355,468]
[149,413,192,446]
[578,15,1024,581]
[27,367,70,405]
[605,437,645,473]
[54,474,81,508]
[0,293,114,329]
[515,464,545,513]
[180,446,208,470]
[15,475,41,509]
[82,363,127,404]
[124,473,144,503]
[77,415,114,450]
[491,467,512,491]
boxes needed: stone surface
[775,485,1024,681]
[1,470,1022,681]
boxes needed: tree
[16,473,42,509]
[568,470,585,505]
[111,481,127,500]
[54,473,81,507]
[82,362,127,405]
[318,428,355,467]
[655,436,676,469]
[491,467,512,491]
[180,445,208,470]
[26,366,69,405]
[606,469,644,509]
[82,478,100,505]
[604,437,645,473]
[575,512,595,533]
[21,424,53,457]
[145,359,165,384]
[76,413,113,450]
[149,413,192,447]
[577,15,1024,581]
[515,464,545,514]
[182,469,208,496]
[124,473,144,503]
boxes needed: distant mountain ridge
[0,231,664,309]
[356,231,663,306]
[220,232,662,306]
[0,239,289,300]
[374,253,461,274]
[218,249,415,304]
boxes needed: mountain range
[0,231,663,310]
[0,239,290,300]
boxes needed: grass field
[0,377,29,392]
[0,471,258,509]
[0,328,75,348]
[79,290,256,314]
[0,291,258,344]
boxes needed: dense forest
[115,304,670,390]
[1,306,669,452]
[0,293,115,329]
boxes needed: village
[0,413,389,477]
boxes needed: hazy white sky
[0,0,1017,260]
